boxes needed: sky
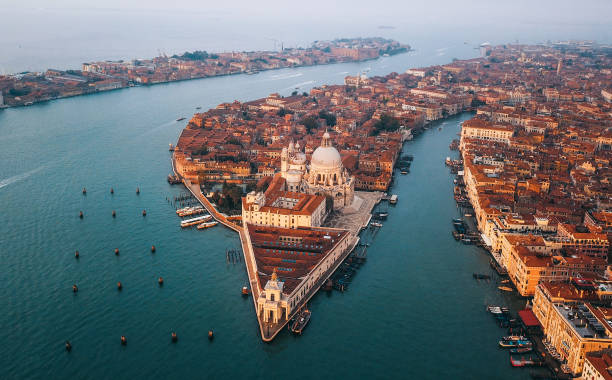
[3,0,612,26]
[0,0,611,73]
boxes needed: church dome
[311,146,342,169]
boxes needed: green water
[1,54,535,379]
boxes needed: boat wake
[436,47,449,57]
[269,72,303,81]
[285,80,314,90]
[140,120,177,137]
[0,165,46,189]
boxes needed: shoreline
[1,42,411,109]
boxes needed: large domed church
[281,132,354,210]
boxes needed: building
[280,141,307,192]
[279,132,355,210]
[460,118,514,148]
[532,281,612,376]
[558,223,610,260]
[247,224,352,325]
[505,245,606,296]
[582,351,612,380]
[537,302,612,376]
[242,175,326,229]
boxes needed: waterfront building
[459,118,514,149]
[246,224,353,328]
[504,244,606,296]
[582,351,612,380]
[535,300,612,376]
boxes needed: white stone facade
[280,133,355,210]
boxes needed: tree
[318,110,337,127]
[301,115,319,134]
[173,50,209,61]
[370,113,400,136]
[291,91,298,96]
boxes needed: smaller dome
[293,153,306,164]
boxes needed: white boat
[178,206,204,217]
[197,221,218,229]
[371,222,383,228]
[389,194,398,204]
[181,214,211,228]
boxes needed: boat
[169,143,175,151]
[400,170,408,175]
[502,335,528,342]
[370,222,383,228]
[453,218,464,224]
[242,286,250,296]
[177,206,205,217]
[438,127,442,131]
[510,355,540,367]
[464,213,473,217]
[196,221,218,229]
[196,106,202,109]
[373,211,388,220]
[473,273,491,280]
[498,286,513,292]
[499,339,532,348]
[389,194,398,204]
[176,117,186,121]
[180,215,211,228]
[510,347,533,354]
[290,308,311,335]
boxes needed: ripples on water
[0,49,528,379]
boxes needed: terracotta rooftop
[246,224,349,294]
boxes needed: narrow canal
[0,49,531,378]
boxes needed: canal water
[1,47,532,379]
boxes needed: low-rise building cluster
[451,42,612,378]
[0,38,409,107]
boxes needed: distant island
[0,37,410,108]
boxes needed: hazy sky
[0,0,610,73]
[3,0,612,27]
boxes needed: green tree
[301,115,319,134]
[318,110,337,127]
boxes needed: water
[1,49,534,379]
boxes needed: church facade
[280,132,354,210]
